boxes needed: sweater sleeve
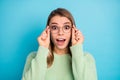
[70,43,97,80]
[22,46,49,80]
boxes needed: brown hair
[46,8,76,68]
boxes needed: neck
[54,46,69,55]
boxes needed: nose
[58,28,64,35]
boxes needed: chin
[57,46,66,50]
[56,43,68,50]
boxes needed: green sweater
[22,44,97,80]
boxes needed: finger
[72,27,76,43]
[43,26,50,36]
[43,26,49,33]
[42,29,47,35]
[72,25,76,30]
[73,25,78,31]
[77,34,84,43]
[42,31,47,37]
[71,27,76,45]
[46,26,49,30]
[41,35,46,40]
[75,30,82,36]
[75,35,80,40]
[41,31,47,40]
[46,26,50,33]
[75,30,83,38]
[46,26,50,39]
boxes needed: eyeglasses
[49,25,72,33]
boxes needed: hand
[71,25,84,46]
[37,26,50,48]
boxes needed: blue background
[0,0,120,80]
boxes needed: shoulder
[25,51,37,63]
[84,52,96,63]
[27,51,37,58]
[22,52,37,75]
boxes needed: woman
[22,8,97,80]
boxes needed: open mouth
[56,38,66,45]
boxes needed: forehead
[49,15,71,25]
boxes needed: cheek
[66,32,72,41]
[50,33,56,43]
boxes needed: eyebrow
[64,22,71,24]
[50,22,71,25]
[50,22,57,25]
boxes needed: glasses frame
[49,25,72,33]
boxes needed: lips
[56,38,66,46]
[56,38,66,41]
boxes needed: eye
[64,25,71,30]
[51,26,58,30]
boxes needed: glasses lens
[50,26,58,33]
[50,25,72,33]
[63,25,71,33]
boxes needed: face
[49,15,72,51]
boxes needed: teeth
[58,39,64,40]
